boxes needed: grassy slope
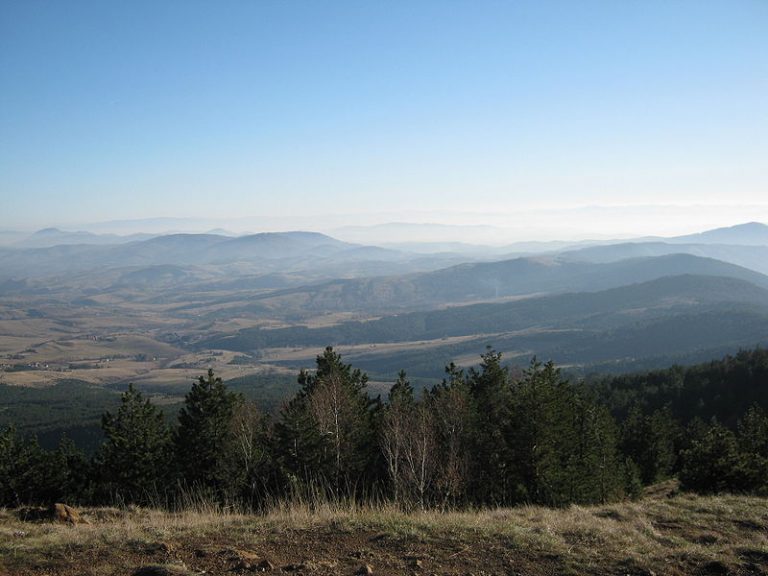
[2,490,768,575]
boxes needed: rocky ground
[2,489,768,576]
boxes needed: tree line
[2,347,768,509]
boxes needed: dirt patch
[1,525,570,576]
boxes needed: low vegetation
[2,489,768,575]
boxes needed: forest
[2,347,768,510]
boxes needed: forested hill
[587,347,768,427]
[208,253,768,317]
[202,274,768,349]
[197,274,768,375]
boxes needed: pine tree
[468,348,513,505]
[98,384,171,503]
[509,358,565,505]
[565,398,623,503]
[0,426,22,506]
[273,372,325,493]
[507,358,624,505]
[737,404,768,493]
[0,426,79,506]
[55,436,91,504]
[622,457,644,500]
[679,420,748,494]
[175,369,243,498]
[738,404,768,458]
[620,405,678,485]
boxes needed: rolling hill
[668,221,768,245]
[205,253,768,319]
[0,230,465,282]
[197,274,768,377]
[560,241,768,274]
[4,223,768,384]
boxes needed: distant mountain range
[2,223,768,312]
[211,252,768,317]
[3,220,768,382]
[334,221,768,253]
[667,221,768,245]
[561,242,768,275]
[8,219,768,249]
[0,231,465,282]
[11,227,158,248]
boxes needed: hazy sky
[1,1,767,238]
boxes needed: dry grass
[2,491,768,575]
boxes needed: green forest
[2,347,768,510]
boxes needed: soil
[3,526,578,576]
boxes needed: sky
[1,0,767,240]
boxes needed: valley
[4,224,768,380]
[3,222,768,447]
[4,7,767,574]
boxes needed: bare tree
[432,383,472,508]
[380,371,414,505]
[309,369,355,495]
[401,401,438,510]
[381,414,404,503]
[230,400,266,479]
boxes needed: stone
[132,566,192,576]
[255,559,275,572]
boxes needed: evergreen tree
[389,369,415,406]
[55,436,91,504]
[679,420,748,494]
[509,359,624,505]
[98,384,171,503]
[622,457,644,500]
[509,359,565,505]
[565,398,623,503]
[175,369,243,498]
[273,370,325,494]
[0,426,24,506]
[737,404,768,493]
[0,426,82,506]
[467,348,513,505]
[620,405,678,485]
[738,404,768,458]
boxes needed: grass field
[2,488,767,575]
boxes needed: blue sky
[1,1,767,238]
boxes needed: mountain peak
[671,221,768,246]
